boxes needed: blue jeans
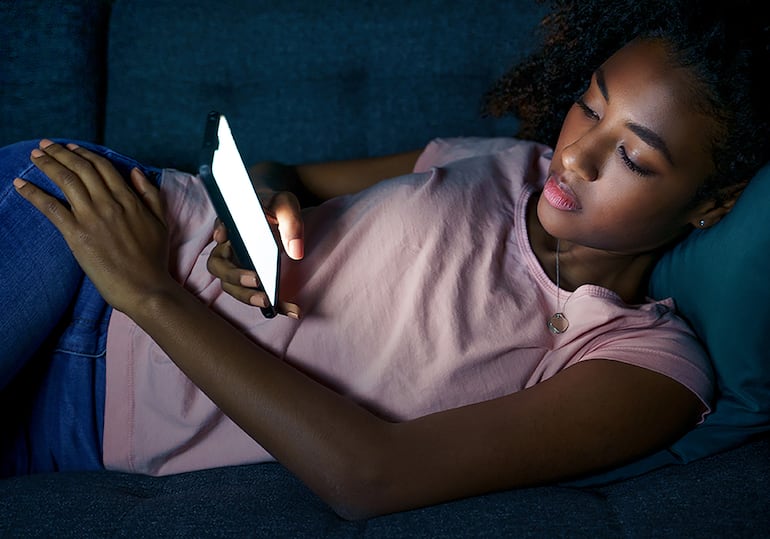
[0,140,161,476]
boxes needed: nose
[560,134,600,182]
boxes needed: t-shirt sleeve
[413,136,522,173]
[578,321,714,423]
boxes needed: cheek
[585,191,693,251]
[539,177,693,252]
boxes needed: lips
[542,175,581,211]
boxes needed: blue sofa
[1,1,769,536]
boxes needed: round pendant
[548,312,569,334]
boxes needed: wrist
[117,275,187,322]
[249,161,322,208]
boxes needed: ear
[689,180,749,229]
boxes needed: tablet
[199,111,280,318]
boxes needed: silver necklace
[547,240,569,334]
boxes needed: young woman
[2,0,769,520]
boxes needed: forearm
[248,150,422,205]
[248,161,322,207]
[295,151,422,200]
[124,280,389,517]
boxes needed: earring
[699,219,706,228]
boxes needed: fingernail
[288,239,303,259]
[13,178,27,188]
[39,139,54,149]
[130,167,146,182]
[31,149,44,158]
[240,274,259,287]
[249,294,266,307]
[66,143,80,150]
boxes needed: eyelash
[575,98,599,121]
[574,98,653,177]
[618,146,652,177]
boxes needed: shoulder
[559,290,714,418]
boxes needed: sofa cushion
[0,0,109,147]
[103,0,546,171]
[1,436,768,537]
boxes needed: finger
[62,142,142,207]
[207,242,260,287]
[29,144,92,208]
[212,219,229,244]
[13,178,76,231]
[130,167,166,225]
[270,192,304,260]
[222,286,300,317]
[221,281,269,307]
[38,141,144,214]
[277,301,302,320]
[208,240,235,272]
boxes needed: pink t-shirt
[103,137,713,475]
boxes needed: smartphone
[199,111,280,318]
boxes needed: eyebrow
[595,67,610,102]
[594,67,675,166]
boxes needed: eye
[618,146,653,177]
[575,98,600,121]
[574,95,655,177]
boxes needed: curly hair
[483,0,770,202]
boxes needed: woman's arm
[112,278,707,520]
[249,150,423,206]
[17,141,704,520]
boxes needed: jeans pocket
[0,278,111,475]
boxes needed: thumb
[271,191,304,260]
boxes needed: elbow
[330,500,382,522]
[314,447,406,521]
[322,463,398,521]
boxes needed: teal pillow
[649,162,770,461]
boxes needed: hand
[14,140,173,314]
[207,190,303,319]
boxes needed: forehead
[601,39,697,102]
[599,39,717,166]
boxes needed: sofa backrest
[102,0,546,171]
[0,0,110,147]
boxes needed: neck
[526,198,659,304]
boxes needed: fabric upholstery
[2,437,768,537]
[102,0,543,171]
[0,0,110,146]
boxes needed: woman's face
[538,38,719,254]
